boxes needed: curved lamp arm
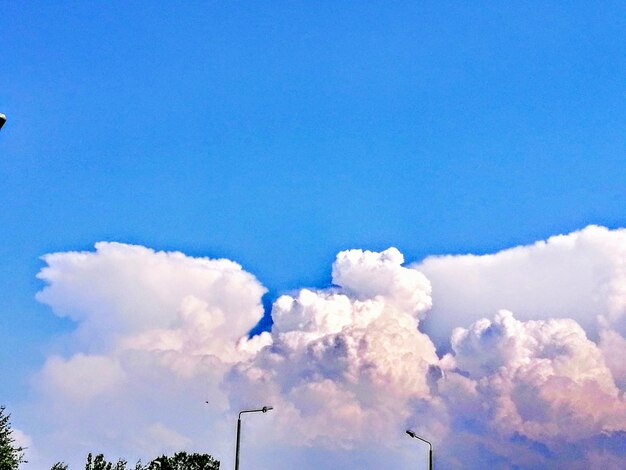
[239,406,273,419]
[406,429,433,470]
[235,406,273,470]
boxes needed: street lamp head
[236,406,274,470]
[406,429,433,470]
[0,113,6,130]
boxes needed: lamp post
[235,406,273,470]
[406,430,433,470]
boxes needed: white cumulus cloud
[19,227,626,469]
[416,225,626,346]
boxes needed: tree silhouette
[51,451,220,470]
[145,452,219,470]
[0,406,26,470]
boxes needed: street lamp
[406,429,433,470]
[235,406,273,470]
[0,113,6,130]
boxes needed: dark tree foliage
[146,452,220,470]
[51,452,220,470]
[84,453,130,470]
[0,405,26,470]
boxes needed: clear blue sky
[1,2,625,403]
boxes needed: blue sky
[1,3,625,466]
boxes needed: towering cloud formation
[26,227,626,469]
[226,248,438,452]
[32,243,269,464]
[436,311,624,468]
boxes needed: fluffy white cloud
[30,242,267,468]
[415,225,626,347]
[443,311,624,438]
[226,248,438,452]
[432,310,626,468]
[22,229,626,469]
[332,247,432,316]
[599,329,626,389]
[36,242,266,353]
[38,354,125,403]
